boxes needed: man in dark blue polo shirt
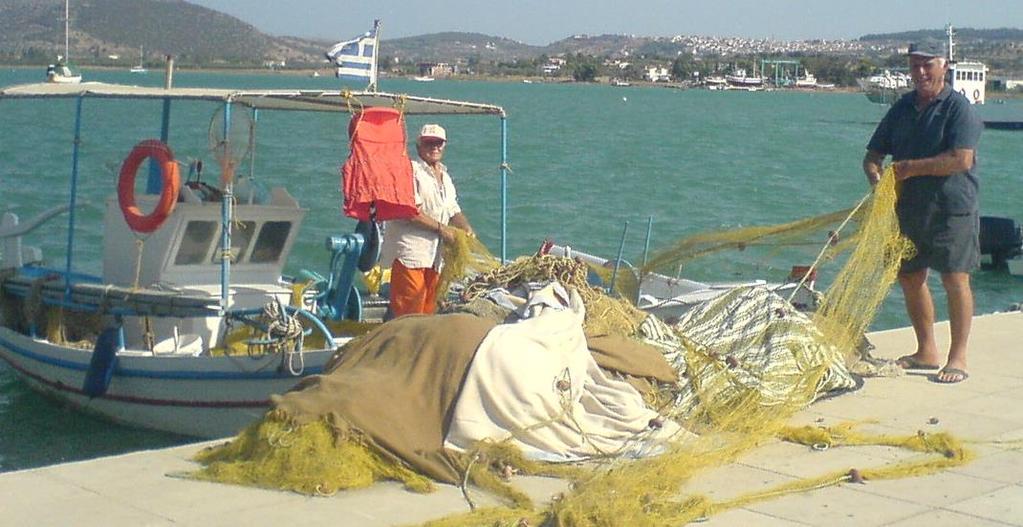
[862,41,983,384]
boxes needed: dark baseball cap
[907,41,943,58]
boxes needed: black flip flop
[933,367,969,384]
[896,355,940,370]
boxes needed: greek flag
[325,21,379,89]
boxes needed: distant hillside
[380,32,543,63]
[0,0,317,66]
[0,1,544,67]
[859,27,1023,42]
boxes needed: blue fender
[82,326,123,398]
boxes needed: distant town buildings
[644,65,671,82]
[418,62,456,77]
[664,34,865,56]
[541,57,566,75]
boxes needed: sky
[188,0,1022,45]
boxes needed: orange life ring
[118,139,180,233]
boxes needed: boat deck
[2,311,1021,526]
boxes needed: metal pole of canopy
[610,221,629,295]
[148,56,175,194]
[640,216,654,303]
[249,108,258,182]
[499,113,508,262]
[642,216,653,268]
[219,101,233,311]
[64,96,84,300]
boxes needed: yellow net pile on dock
[191,168,970,525]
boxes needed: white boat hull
[546,244,819,321]
[0,327,334,438]
[46,74,81,84]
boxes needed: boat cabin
[102,189,306,349]
[951,61,987,104]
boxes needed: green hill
[0,1,542,68]
[0,0,314,67]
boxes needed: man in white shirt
[381,124,475,317]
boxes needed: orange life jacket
[341,107,417,221]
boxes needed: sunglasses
[421,139,446,148]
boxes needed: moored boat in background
[129,46,147,74]
[45,0,82,84]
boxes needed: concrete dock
[2,311,1021,526]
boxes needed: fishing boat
[856,70,912,104]
[413,75,435,82]
[0,78,509,439]
[725,65,764,88]
[45,0,82,84]
[794,71,819,88]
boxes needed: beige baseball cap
[418,124,446,141]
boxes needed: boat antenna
[946,23,955,63]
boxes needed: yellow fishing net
[190,167,965,525]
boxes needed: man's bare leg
[898,269,941,367]
[939,271,972,382]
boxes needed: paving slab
[0,311,1020,526]
[946,485,1023,526]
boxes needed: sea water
[0,68,1020,471]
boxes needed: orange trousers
[388,259,440,317]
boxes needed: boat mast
[63,0,70,62]
[946,24,955,63]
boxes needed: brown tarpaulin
[270,313,677,484]
[272,313,496,484]
[586,333,678,384]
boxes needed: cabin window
[980,72,985,81]
[956,71,963,80]
[250,221,292,263]
[174,221,218,265]
[212,220,256,264]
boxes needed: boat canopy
[0,82,505,116]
